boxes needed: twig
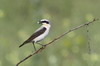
[86,25,92,54]
[16,18,98,66]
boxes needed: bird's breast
[33,28,50,42]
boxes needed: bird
[19,19,51,51]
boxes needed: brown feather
[19,27,46,47]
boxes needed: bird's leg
[32,42,36,51]
[36,42,43,45]
[36,42,46,48]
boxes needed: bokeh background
[0,0,100,66]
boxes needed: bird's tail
[19,41,27,48]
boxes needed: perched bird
[19,19,51,51]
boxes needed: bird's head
[38,19,50,25]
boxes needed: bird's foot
[41,44,46,48]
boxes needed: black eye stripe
[42,21,49,24]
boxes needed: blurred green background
[0,0,100,66]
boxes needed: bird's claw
[41,44,46,48]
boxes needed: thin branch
[86,25,92,54]
[16,18,98,66]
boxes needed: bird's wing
[23,27,46,44]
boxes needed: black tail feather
[19,42,27,48]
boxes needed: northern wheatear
[19,19,51,51]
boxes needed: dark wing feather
[23,27,46,44]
